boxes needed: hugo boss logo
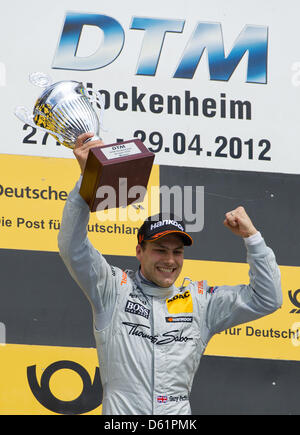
[27,360,102,415]
[125,300,150,319]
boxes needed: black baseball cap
[137,213,193,246]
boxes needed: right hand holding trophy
[15,72,154,212]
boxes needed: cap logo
[150,219,184,232]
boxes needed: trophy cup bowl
[15,73,103,149]
[14,73,155,212]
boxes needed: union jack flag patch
[157,395,168,404]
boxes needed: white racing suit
[58,180,282,415]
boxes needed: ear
[136,244,142,262]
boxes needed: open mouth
[157,266,176,274]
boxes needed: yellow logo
[166,290,193,314]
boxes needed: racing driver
[58,133,282,415]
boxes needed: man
[58,133,282,415]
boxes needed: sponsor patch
[125,300,150,319]
[122,322,193,345]
[198,280,203,294]
[165,316,193,323]
[150,219,184,232]
[166,290,193,314]
[120,271,127,285]
[128,291,148,306]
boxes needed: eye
[154,248,165,253]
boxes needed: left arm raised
[205,207,282,336]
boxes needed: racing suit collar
[135,269,175,299]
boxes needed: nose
[163,251,176,265]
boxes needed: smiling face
[136,234,184,288]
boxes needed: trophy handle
[14,106,65,143]
[29,72,52,88]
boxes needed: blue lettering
[52,13,268,83]
[174,23,268,83]
[130,17,185,75]
[52,12,124,71]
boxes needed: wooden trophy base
[79,139,155,212]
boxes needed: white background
[0,0,300,174]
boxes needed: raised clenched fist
[223,206,258,238]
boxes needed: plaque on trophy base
[79,139,155,212]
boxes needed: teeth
[158,267,174,273]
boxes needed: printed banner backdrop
[1,0,300,415]
[0,0,300,174]
[180,260,300,362]
[0,154,160,253]
[0,344,101,415]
